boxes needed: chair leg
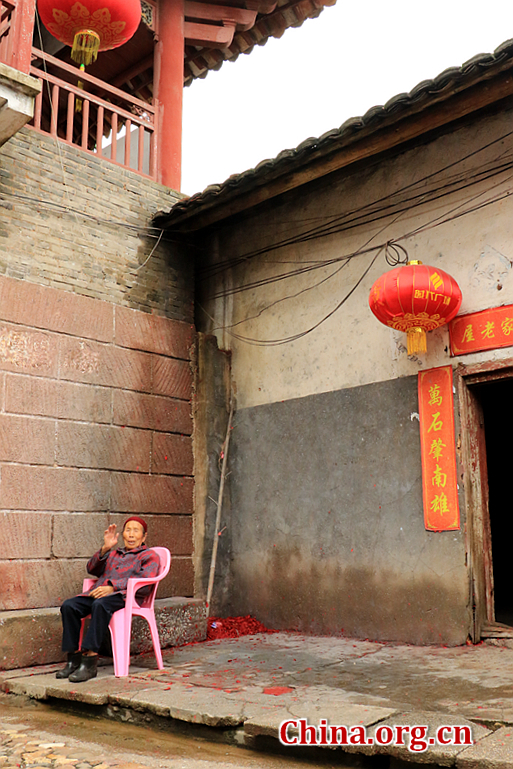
[109,609,131,677]
[78,618,86,650]
[147,615,164,669]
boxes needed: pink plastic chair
[79,546,171,677]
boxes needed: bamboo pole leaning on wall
[206,396,234,616]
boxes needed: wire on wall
[197,128,513,285]
[196,139,513,345]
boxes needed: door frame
[455,357,513,641]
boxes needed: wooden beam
[11,0,35,73]
[185,1,256,30]
[111,55,154,89]
[244,0,276,12]
[154,0,184,189]
[184,19,235,47]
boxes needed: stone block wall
[0,274,195,611]
[0,126,196,630]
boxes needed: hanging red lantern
[38,0,142,65]
[369,260,462,355]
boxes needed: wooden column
[12,0,36,73]
[154,0,184,191]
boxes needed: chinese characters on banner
[449,304,513,355]
[418,366,460,531]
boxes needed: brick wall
[0,128,195,612]
[0,127,193,320]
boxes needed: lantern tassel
[407,327,427,356]
[75,63,86,113]
[71,29,101,66]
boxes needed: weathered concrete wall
[198,106,513,412]
[192,104,513,643]
[228,376,469,645]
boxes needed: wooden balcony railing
[29,48,158,179]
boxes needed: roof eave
[157,42,513,232]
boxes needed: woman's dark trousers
[60,594,126,653]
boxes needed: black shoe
[69,654,98,683]
[55,652,82,679]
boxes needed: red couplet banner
[418,366,460,531]
[449,304,513,356]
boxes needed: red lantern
[369,260,462,355]
[38,0,142,65]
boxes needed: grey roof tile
[158,38,513,227]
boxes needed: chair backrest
[132,546,171,610]
[151,547,171,581]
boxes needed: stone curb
[2,668,511,767]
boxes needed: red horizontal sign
[449,304,513,356]
[418,366,460,532]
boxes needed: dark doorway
[476,377,513,625]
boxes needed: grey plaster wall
[228,374,470,646]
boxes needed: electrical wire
[197,130,513,282]
[213,258,352,331]
[134,228,164,270]
[199,146,513,345]
[5,127,513,258]
[6,194,165,235]
[206,157,513,301]
[34,13,81,230]
[0,189,166,236]
[16,39,513,338]
[200,157,513,282]
[204,212,409,343]
[199,247,383,346]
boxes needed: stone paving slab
[3,673,51,700]
[4,633,513,766]
[456,726,513,768]
[244,707,492,766]
[244,702,397,739]
[0,599,207,672]
[0,662,61,681]
[111,686,173,718]
[363,711,491,766]
[4,670,140,705]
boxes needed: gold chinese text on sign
[418,366,460,531]
[449,304,513,355]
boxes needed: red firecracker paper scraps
[207,615,276,640]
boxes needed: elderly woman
[56,517,160,683]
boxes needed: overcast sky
[181,0,513,195]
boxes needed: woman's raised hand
[102,524,119,554]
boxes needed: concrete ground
[2,632,513,767]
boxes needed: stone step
[0,597,207,670]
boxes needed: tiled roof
[158,39,513,229]
[184,0,336,86]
